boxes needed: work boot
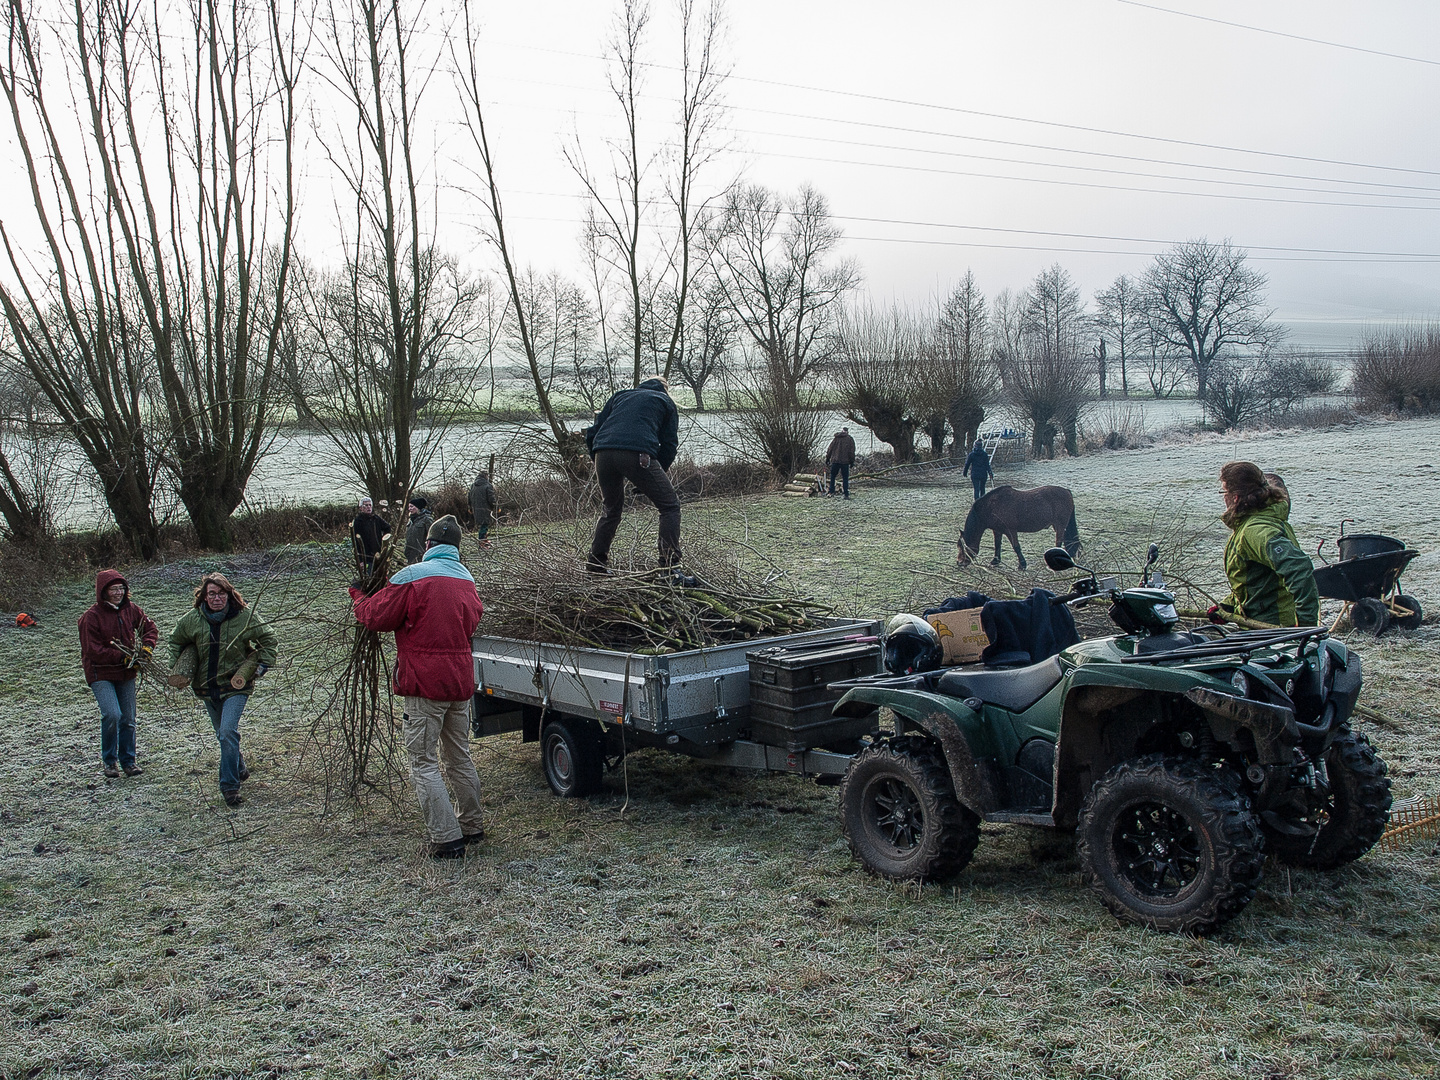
[103,763,120,778]
[122,763,144,777]
[585,558,610,575]
[431,838,467,860]
[222,789,243,808]
[462,829,485,846]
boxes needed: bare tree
[930,272,997,458]
[1142,238,1282,399]
[0,0,300,553]
[996,267,1092,458]
[452,0,586,475]
[712,183,858,405]
[307,0,487,502]
[1094,273,1139,396]
[0,364,64,541]
[664,265,733,410]
[833,304,920,463]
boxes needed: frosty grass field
[2,416,1438,1079]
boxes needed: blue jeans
[203,695,249,791]
[91,679,137,768]
[973,477,987,501]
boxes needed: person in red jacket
[350,515,486,860]
[78,569,159,778]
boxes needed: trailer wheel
[1393,593,1423,631]
[540,716,604,798]
[1349,598,1389,636]
[840,736,980,882]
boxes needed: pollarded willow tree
[0,0,302,553]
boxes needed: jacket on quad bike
[1222,501,1320,627]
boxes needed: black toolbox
[746,639,882,751]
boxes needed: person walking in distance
[468,471,497,550]
[168,574,278,807]
[351,514,486,860]
[584,376,681,572]
[824,427,856,499]
[351,496,391,574]
[404,498,433,565]
[963,440,992,502]
[78,570,159,778]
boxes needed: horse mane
[962,489,1003,549]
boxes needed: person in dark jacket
[963,441,991,502]
[168,574,278,806]
[351,497,391,573]
[78,570,159,778]
[404,498,433,565]
[351,515,486,859]
[468,472,497,550]
[824,427,856,498]
[584,377,681,571]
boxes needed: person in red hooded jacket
[78,570,159,778]
[350,514,486,859]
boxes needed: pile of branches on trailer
[472,535,829,653]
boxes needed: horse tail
[1064,509,1082,556]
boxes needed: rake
[1378,795,1440,853]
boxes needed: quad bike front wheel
[1262,729,1391,870]
[840,736,980,881]
[1077,755,1265,935]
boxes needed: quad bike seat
[934,655,1065,713]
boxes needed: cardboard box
[926,608,988,665]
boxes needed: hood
[638,378,668,393]
[95,569,128,605]
[421,543,460,562]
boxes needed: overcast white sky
[6,0,1439,352]
[428,0,1440,348]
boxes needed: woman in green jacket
[1214,461,1320,628]
[168,573,278,807]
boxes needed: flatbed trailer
[470,619,883,796]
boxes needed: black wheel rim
[865,776,924,854]
[546,735,574,788]
[1113,801,1202,897]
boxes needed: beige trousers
[402,697,484,844]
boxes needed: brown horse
[956,485,1080,569]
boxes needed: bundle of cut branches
[472,534,830,653]
[300,534,408,809]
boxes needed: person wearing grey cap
[350,514,487,859]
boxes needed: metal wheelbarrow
[1314,520,1423,635]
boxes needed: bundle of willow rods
[474,536,830,653]
[302,534,407,809]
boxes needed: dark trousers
[972,477,987,501]
[589,450,682,568]
[828,462,850,496]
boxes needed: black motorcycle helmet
[883,613,943,674]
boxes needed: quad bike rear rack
[1117,625,1328,664]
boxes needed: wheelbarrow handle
[1315,538,1329,565]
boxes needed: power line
[1112,0,1440,68]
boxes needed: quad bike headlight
[1231,670,1251,697]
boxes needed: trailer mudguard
[832,684,1004,815]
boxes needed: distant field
[2,416,1437,1079]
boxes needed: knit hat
[409,496,427,511]
[426,514,462,548]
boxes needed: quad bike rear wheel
[1077,755,1264,935]
[1262,729,1391,870]
[840,736,980,881]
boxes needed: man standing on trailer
[351,514,486,860]
[584,376,682,572]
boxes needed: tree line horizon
[0,0,1354,557]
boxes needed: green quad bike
[831,544,1392,934]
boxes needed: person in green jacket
[1212,461,1320,628]
[168,573,279,807]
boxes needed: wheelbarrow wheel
[1349,597,1389,636]
[1393,593,1423,631]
